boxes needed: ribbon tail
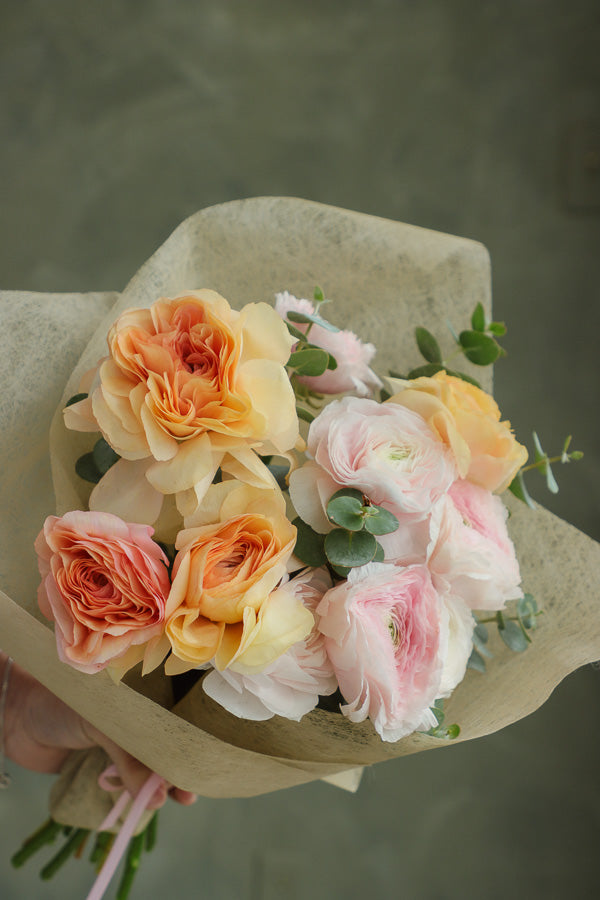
[85,772,164,900]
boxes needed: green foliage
[296,406,316,423]
[425,701,461,739]
[509,432,583,507]
[288,347,330,376]
[326,489,365,531]
[470,302,486,332]
[467,648,487,673]
[64,392,88,407]
[292,517,327,567]
[401,301,508,385]
[75,438,120,484]
[324,528,378,568]
[415,327,442,364]
[363,505,399,535]
[286,310,339,332]
[458,330,502,365]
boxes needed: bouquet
[1,198,598,899]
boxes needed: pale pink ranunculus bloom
[316,562,447,742]
[427,479,523,612]
[202,567,337,720]
[35,510,170,675]
[275,291,382,397]
[289,397,458,535]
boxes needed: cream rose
[386,370,527,493]
[163,483,313,675]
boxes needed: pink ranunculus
[35,510,170,674]
[316,562,447,742]
[202,567,338,720]
[275,291,382,397]
[288,397,458,534]
[427,479,523,612]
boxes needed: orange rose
[386,371,527,493]
[64,291,299,523]
[163,483,313,675]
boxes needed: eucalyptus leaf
[288,347,329,376]
[287,311,339,332]
[324,529,377,568]
[517,593,538,630]
[445,369,481,388]
[472,624,493,658]
[92,437,120,476]
[292,518,327,567]
[407,363,445,379]
[326,495,365,531]
[75,452,102,484]
[373,541,385,563]
[508,471,536,509]
[458,331,501,366]
[285,321,306,341]
[65,392,88,408]
[296,406,315,423]
[363,505,399,535]
[533,431,546,465]
[488,321,507,336]
[498,619,530,652]
[415,327,442,363]
[545,462,559,494]
[470,302,486,332]
[467,648,487,673]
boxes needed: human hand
[1,653,196,809]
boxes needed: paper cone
[1,198,598,818]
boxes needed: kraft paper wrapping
[1,198,599,826]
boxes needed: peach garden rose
[64,290,300,525]
[35,510,170,675]
[162,483,314,676]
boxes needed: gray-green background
[1,2,599,898]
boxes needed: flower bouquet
[1,198,599,898]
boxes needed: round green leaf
[292,518,327,567]
[373,541,385,563]
[326,495,364,531]
[65,392,88,408]
[92,438,120,476]
[498,620,530,652]
[415,327,442,364]
[324,529,377,568]
[296,406,315,424]
[363,505,399,535]
[75,452,102,484]
[288,347,329,376]
[470,302,486,332]
[467,648,487,673]
[458,331,501,366]
[488,321,507,336]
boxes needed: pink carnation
[35,510,170,674]
[275,291,382,397]
[427,480,523,611]
[316,562,447,741]
[289,397,457,535]
[202,568,337,720]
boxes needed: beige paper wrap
[1,198,599,824]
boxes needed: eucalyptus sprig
[425,699,460,740]
[468,595,543,672]
[509,433,583,509]
[293,488,399,577]
[283,287,339,400]
[390,301,507,388]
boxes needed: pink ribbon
[85,766,164,900]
